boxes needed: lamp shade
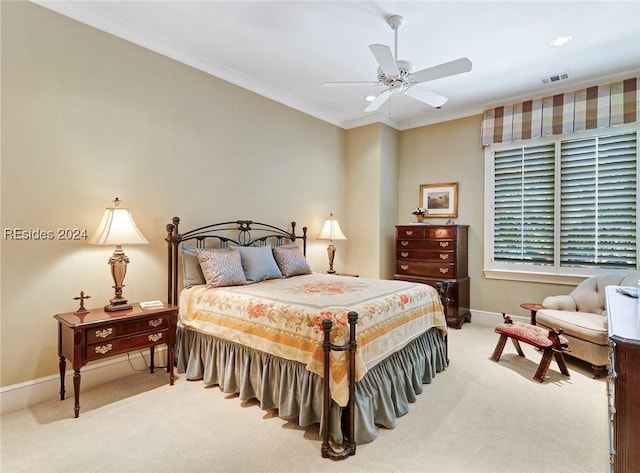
[88,201,149,246]
[317,214,347,241]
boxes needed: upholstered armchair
[536,272,640,377]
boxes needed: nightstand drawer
[86,316,169,343]
[86,329,169,362]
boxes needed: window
[485,125,638,282]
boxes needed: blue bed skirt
[176,326,447,444]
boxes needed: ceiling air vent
[541,72,569,84]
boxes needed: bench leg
[534,348,553,382]
[511,339,525,357]
[491,334,508,362]
[554,352,570,376]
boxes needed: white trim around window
[483,123,640,285]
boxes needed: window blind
[493,144,555,265]
[560,131,637,268]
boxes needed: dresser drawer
[396,227,425,239]
[86,329,169,362]
[86,316,169,343]
[425,227,455,239]
[397,249,455,262]
[397,239,456,250]
[396,261,457,278]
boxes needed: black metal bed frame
[165,217,307,305]
[164,217,449,460]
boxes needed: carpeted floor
[0,314,609,473]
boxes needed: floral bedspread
[179,273,446,406]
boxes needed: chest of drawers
[605,287,640,472]
[394,224,470,328]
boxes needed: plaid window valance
[481,77,639,146]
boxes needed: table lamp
[88,197,149,311]
[317,213,347,274]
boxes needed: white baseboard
[0,348,167,415]
[469,309,529,326]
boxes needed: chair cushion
[536,309,608,346]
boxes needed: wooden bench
[491,313,570,383]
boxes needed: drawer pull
[405,230,414,236]
[439,241,450,248]
[95,344,113,355]
[148,318,163,328]
[401,241,409,247]
[401,252,409,258]
[439,267,449,274]
[439,253,449,260]
[400,264,409,271]
[148,333,163,343]
[95,328,113,339]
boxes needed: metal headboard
[165,217,308,304]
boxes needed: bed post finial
[169,217,180,305]
[302,226,308,256]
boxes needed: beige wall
[343,123,399,279]
[378,124,400,279]
[1,2,585,390]
[344,124,381,278]
[1,2,346,387]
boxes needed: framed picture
[419,182,458,218]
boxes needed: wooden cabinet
[54,303,178,417]
[605,286,640,472]
[394,224,470,328]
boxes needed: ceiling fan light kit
[325,14,472,113]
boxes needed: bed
[166,218,449,458]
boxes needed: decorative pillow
[196,248,247,288]
[272,245,312,277]
[237,245,283,283]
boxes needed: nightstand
[335,272,359,277]
[54,302,178,418]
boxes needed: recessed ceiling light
[549,35,573,47]
[365,95,376,102]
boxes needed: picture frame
[419,182,458,218]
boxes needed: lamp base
[104,298,132,312]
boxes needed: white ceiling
[36,1,640,130]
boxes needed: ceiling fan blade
[369,44,400,77]
[322,81,381,87]
[364,89,391,112]
[411,57,472,84]
[405,86,448,108]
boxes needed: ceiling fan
[324,15,472,112]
